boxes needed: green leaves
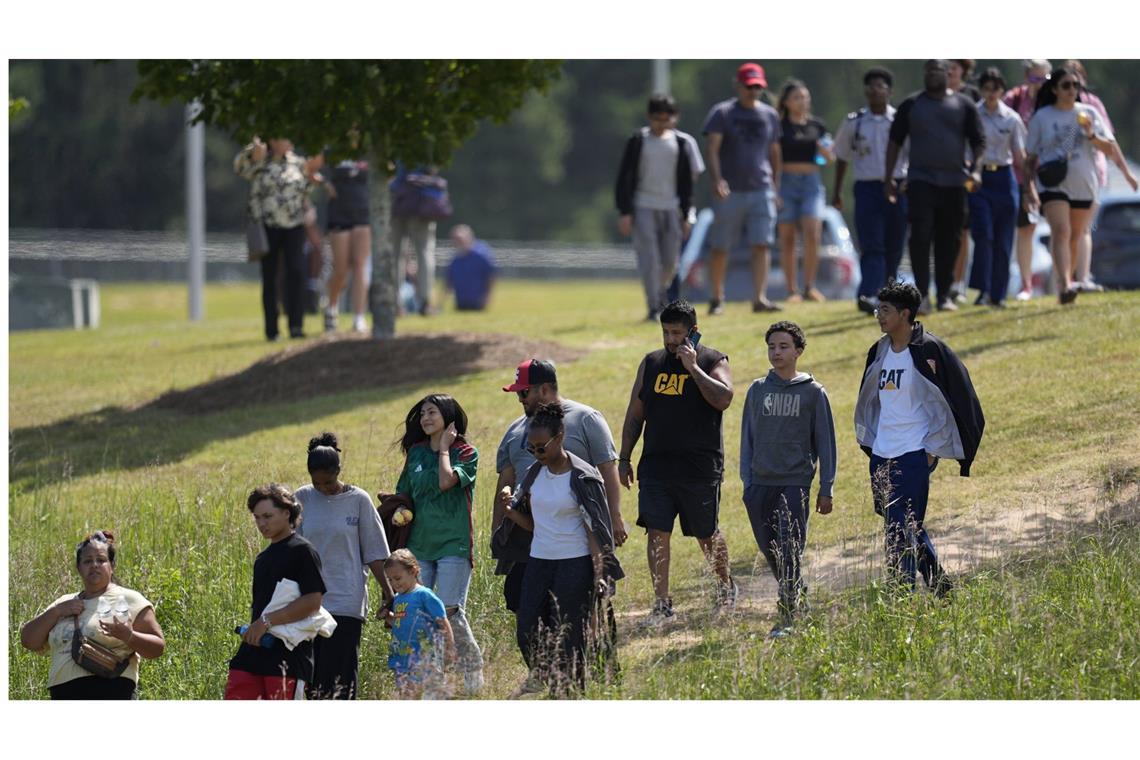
[134,60,561,166]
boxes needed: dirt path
[619,481,1139,630]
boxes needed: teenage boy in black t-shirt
[619,300,737,626]
[225,483,327,700]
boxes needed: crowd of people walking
[616,59,1135,316]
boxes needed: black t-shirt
[228,532,326,680]
[637,344,728,482]
[326,159,370,226]
[780,117,829,164]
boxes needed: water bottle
[235,624,277,648]
[814,135,834,166]
[114,595,130,624]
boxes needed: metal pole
[186,101,206,321]
[652,59,670,96]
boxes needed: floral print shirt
[234,144,314,229]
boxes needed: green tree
[132,60,561,337]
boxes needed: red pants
[223,669,299,700]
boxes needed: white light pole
[186,101,206,321]
[652,59,670,96]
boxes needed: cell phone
[687,326,701,348]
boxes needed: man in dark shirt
[885,60,985,313]
[618,300,737,626]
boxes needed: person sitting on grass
[739,321,836,638]
[383,548,455,699]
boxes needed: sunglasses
[516,389,529,400]
[1058,80,1081,91]
[1027,74,1047,84]
[525,432,562,456]
[746,84,764,91]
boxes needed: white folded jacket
[263,579,337,651]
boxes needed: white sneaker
[1015,288,1032,302]
[323,308,337,333]
[352,314,368,332]
[1077,278,1104,293]
[463,669,485,696]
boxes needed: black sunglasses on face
[1059,80,1081,91]
[746,84,764,91]
[516,389,529,400]
[525,433,562,456]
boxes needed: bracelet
[618,458,631,464]
[260,613,272,627]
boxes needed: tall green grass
[8,281,1140,698]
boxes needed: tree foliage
[132,60,562,166]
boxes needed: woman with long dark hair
[393,393,484,696]
[1025,67,1122,304]
[20,531,166,699]
[775,79,834,303]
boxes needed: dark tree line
[11,59,1140,241]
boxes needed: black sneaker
[931,567,954,599]
[857,295,877,314]
[708,299,725,316]
[752,298,781,313]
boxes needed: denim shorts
[777,172,825,224]
[709,189,776,249]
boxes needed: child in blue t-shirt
[383,549,455,698]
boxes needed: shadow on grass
[9,332,585,491]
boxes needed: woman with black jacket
[497,402,622,698]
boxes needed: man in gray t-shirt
[493,358,622,611]
[701,62,784,316]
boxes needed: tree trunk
[368,158,398,338]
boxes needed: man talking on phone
[619,299,737,627]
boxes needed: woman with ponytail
[295,431,393,699]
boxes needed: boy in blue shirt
[739,321,837,638]
[384,549,455,698]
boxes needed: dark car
[1091,194,1140,289]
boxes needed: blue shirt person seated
[445,225,497,311]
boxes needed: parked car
[680,206,860,302]
[1091,194,1140,289]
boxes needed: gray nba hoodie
[739,370,837,496]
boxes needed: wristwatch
[260,612,272,627]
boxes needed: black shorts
[636,478,721,538]
[1017,205,1033,228]
[1039,191,1093,210]
[326,221,369,232]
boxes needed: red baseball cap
[737,62,767,88]
[502,359,558,392]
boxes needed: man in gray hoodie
[740,321,836,637]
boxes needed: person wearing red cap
[701,62,784,315]
[492,359,624,614]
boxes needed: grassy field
[8,280,1140,699]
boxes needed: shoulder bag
[70,601,130,679]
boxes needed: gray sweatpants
[633,206,682,313]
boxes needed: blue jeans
[743,484,810,617]
[854,180,908,298]
[869,450,942,590]
[419,556,483,673]
[968,166,1018,304]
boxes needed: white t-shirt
[873,347,929,458]
[528,469,590,560]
